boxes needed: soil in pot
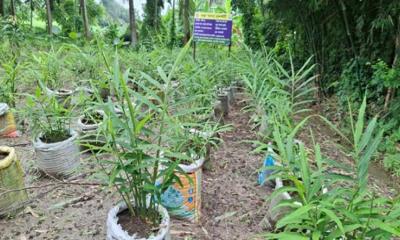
[0,152,8,160]
[40,131,71,144]
[117,209,161,239]
[58,89,71,94]
[82,112,103,125]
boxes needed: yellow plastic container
[0,146,28,217]
[0,111,17,137]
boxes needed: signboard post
[193,12,233,60]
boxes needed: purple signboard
[193,12,233,45]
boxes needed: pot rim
[77,110,105,130]
[179,157,205,173]
[107,201,170,240]
[0,103,10,116]
[46,87,74,96]
[0,146,15,169]
[33,129,78,149]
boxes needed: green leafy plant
[0,56,25,107]
[264,97,399,239]
[87,43,201,229]
[24,87,73,143]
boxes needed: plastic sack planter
[217,92,229,117]
[107,201,171,240]
[161,157,204,223]
[0,103,18,138]
[45,87,74,107]
[268,177,294,223]
[80,86,110,101]
[268,176,327,223]
[0,146,28,216]
[33,130,80,176]
[223,87,235,106]
[76,111,105,147]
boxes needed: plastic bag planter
[76,111,105,148]
[223,87,235,106]
[107,201,171,240]
[0,146,28,217]
[80,87,110,101]
[268,177,294,223]
[161,157,204,223]
[217,92,229,117]
[0,103,18,138]
[45,87,74,107]
[33,130,80,176]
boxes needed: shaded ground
[0,96,272,240]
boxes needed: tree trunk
[183,0,190,44]
[338,0,357,58]
[384,15,400,112]
[45,0,52,35]
[80,0,90,39]
[0,0,4,17]
[169,0,176,48]
[154,0,158,29]
[30,0,33,29]
[10,0,15,22]
[128,0,138,47]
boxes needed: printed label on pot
[161,169,202,223]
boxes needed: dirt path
[173,98,272,239]
[0,97,272,240]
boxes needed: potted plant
[217,89,229,117]
[160,125,206,223]
[87,59,181,240]
[24,87,80,176]
[0,58,23,138]
[41,82,74,107]
[161,120,229,223]
[76,109,105,148]
[265,98,400,239]
[0,146,28,217]
[0,103,18,138]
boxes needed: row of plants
[0,37,241,238]
[235,48,400,239]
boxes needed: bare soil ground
[0,97,272,240]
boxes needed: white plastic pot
[33,130,80,176]
[0,103,9,116]
[179,156,205,173]
[268,177,292,222]
[269,176,327,223]
[76,113,106,147]
[217,93,229,117]
[227,87,235,105]
[45,87,74,106]
[45,87,74,99]
[106,201,171,240]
